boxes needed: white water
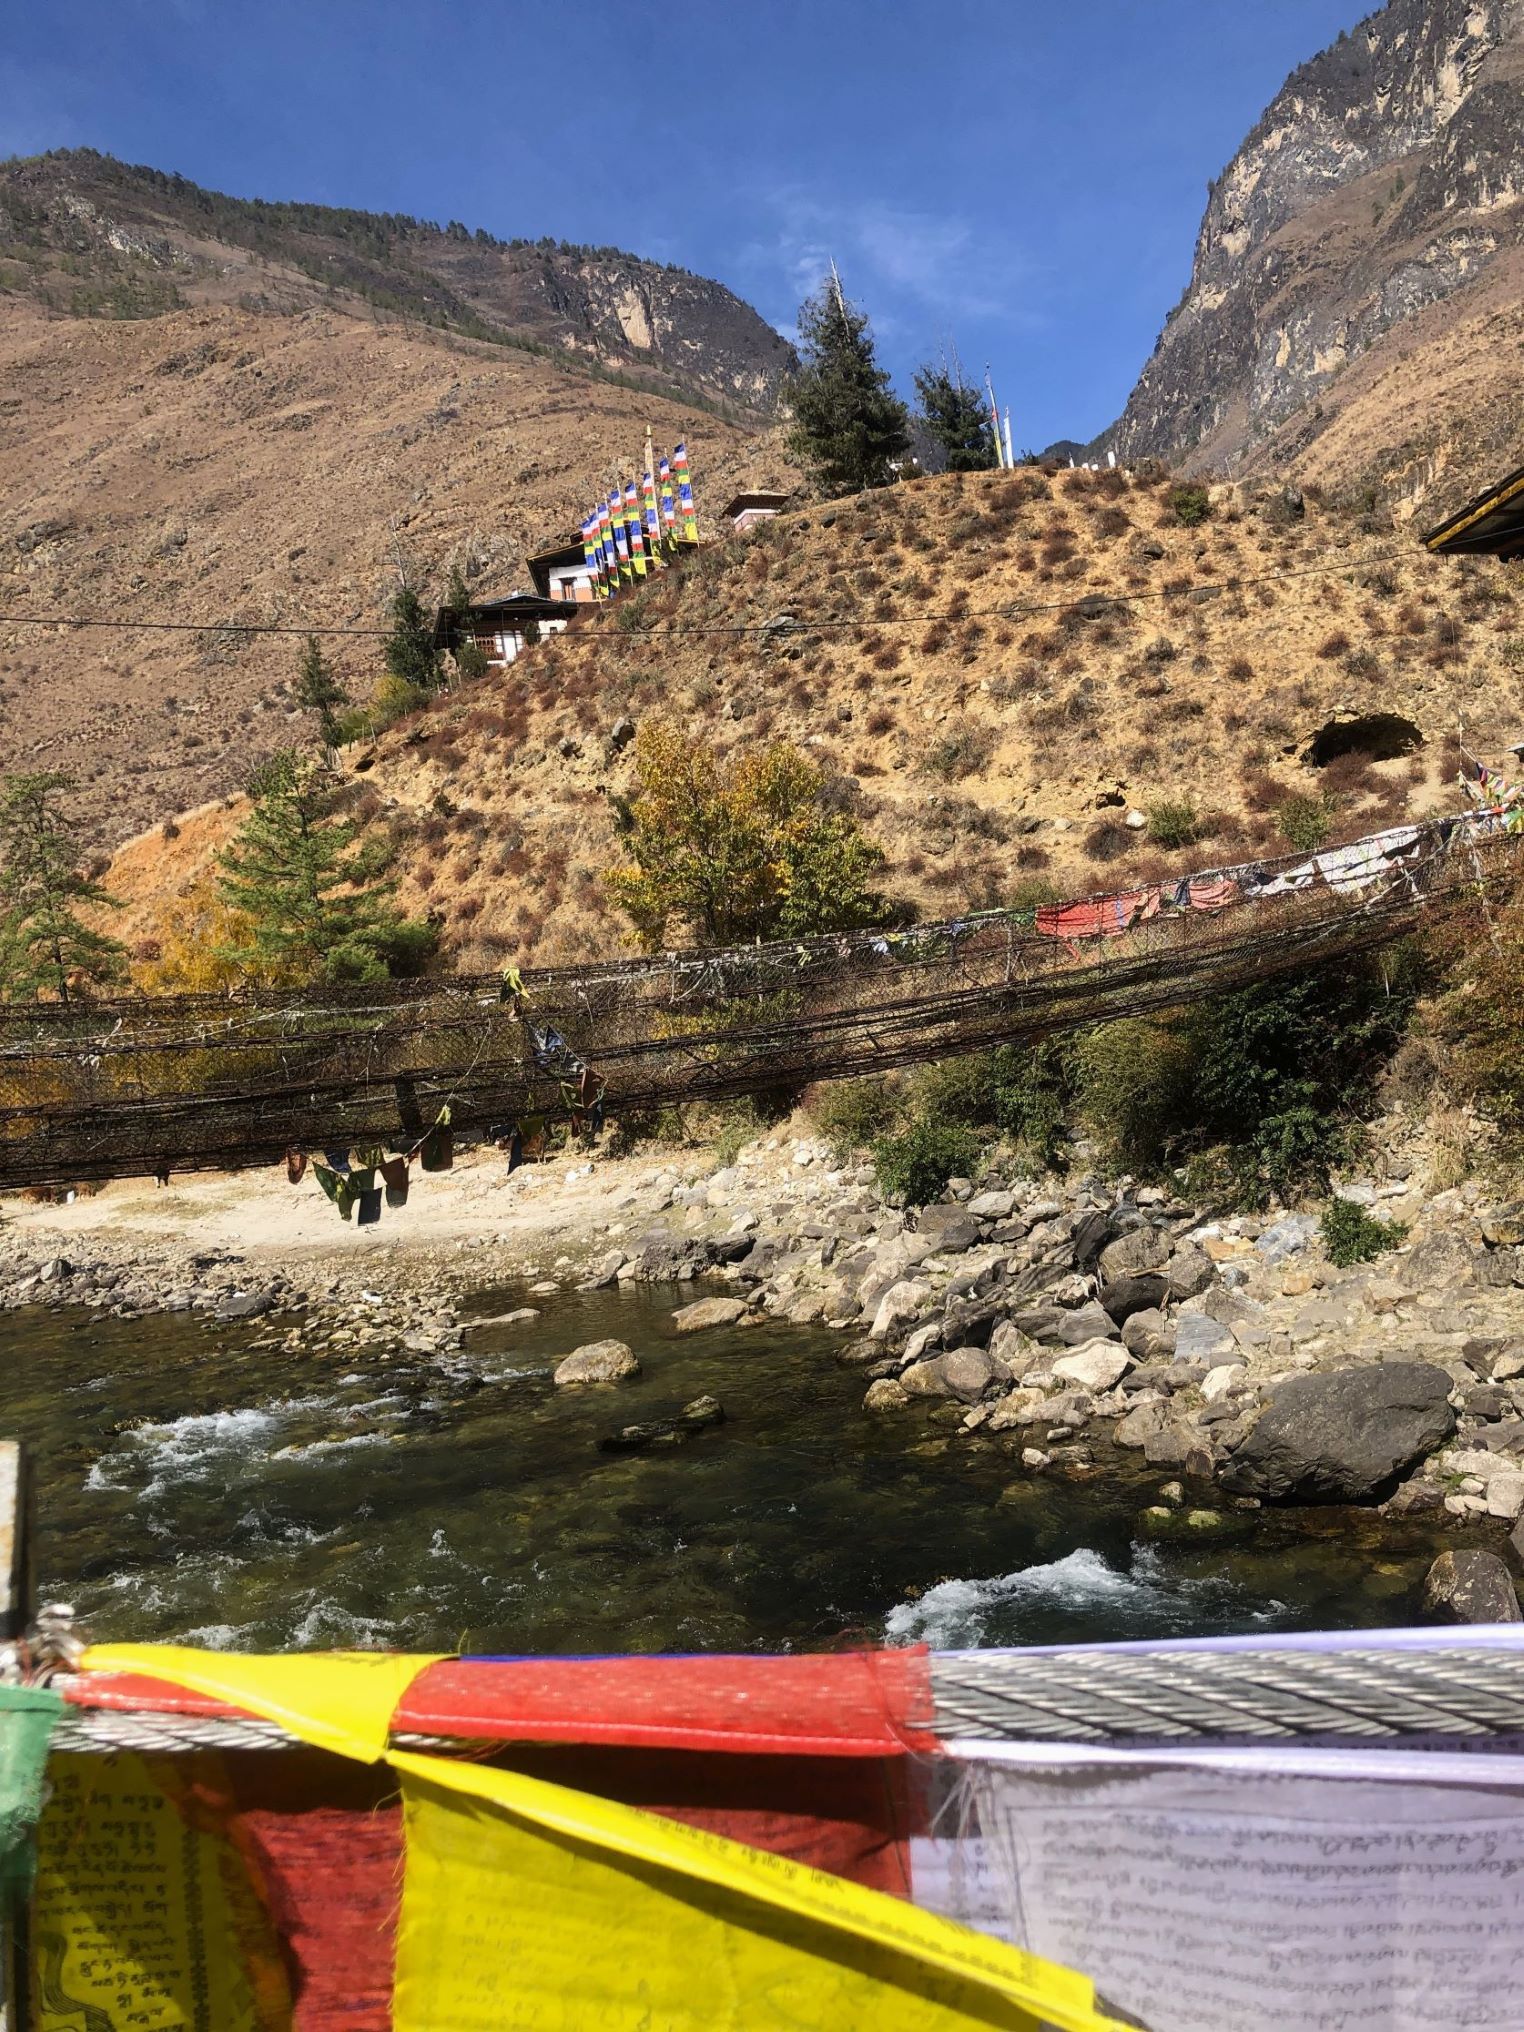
[884,1546,1289,1650]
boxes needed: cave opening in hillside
[1307,714,1424,767]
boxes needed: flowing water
[4,1285,1459,1654]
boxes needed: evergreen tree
[293,634,351,749]
[0,771,126,1004]
[913,359,997,472]
[444,560,472,619]
[783,274,910,497]
[215,752,429,984]
[383,582,442,694]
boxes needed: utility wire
[0,544,1420,645]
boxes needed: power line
[0,544,1421,647]
[0,613,389,638]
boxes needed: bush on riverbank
[811,953,1426,1207]
[871,1118,981,1205]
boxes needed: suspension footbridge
[0,812,1512,1189]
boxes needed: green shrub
[1168,483,1211,527]
[1322,1196,1406,1267]
[1072,1020,1194,1171]
[871,1119,981,1205]
[902,1042,1072,1168]
[1068,957,1422,1202]
[1277,791,1335,852]
[811,1077,899,1159]
[1147,798,1199,849]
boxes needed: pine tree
[913,359,997,472]
[215,752,429,984]
[293,634,352,749]
[383,582,442,695]
[0,771,126,1004]
[783,274,910,497]
[444,560,472,619]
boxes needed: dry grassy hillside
[102,462,1524,975]
[0,297,778,839]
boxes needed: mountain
[0,150,795,414]
[0,152,796,843]
[1101,0,1524,520]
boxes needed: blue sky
[4,1,1371,446]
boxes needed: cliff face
[1102,0,1524,507]
[0,151,795,414]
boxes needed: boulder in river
[599,1395,725,1453]
[671,1296,747,1333]
[1221,1362,1454,1504]
[870,1279,933,1338]
[553,1339,641,1386]
[218,1288,275,1320]
[1422,1549,1522,1624]
[900,1347,999,1404]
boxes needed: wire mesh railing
[0,812,1513,1187]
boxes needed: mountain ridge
[0,148,796,417]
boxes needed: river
[4,1283,1456,1654]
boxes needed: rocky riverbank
[5,1127,1524,1602]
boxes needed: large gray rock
[901,1347,999,1403]
[863,1376,910,1412]
[1403,1228,1480,1289]
[1221,1363,1455,1504]
[1098,1226,1169,1282]
[1122,1307,1176,1360]
[554,1339,641,1386]
[1162,1246,1215,1300]
[1423,1550,1522,1624]
[1051,1341,1131,1393]
[1098,1273,1169,1324]
[917,1209,981,1255]
[1054,1301,1118,1346]
[1174,1312,1238,1365]
[671,1296,747,1333]
[967,1189,1016,1220]
[870,1279,933,1339]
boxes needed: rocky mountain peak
[1102,0,1524,494]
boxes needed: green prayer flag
[0,1684,63,1905]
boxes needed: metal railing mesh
[0,814,1512,1187]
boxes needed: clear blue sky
[3,1,1370,446]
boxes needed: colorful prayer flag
[611,489,632,584]
[581,517,599,598]
[673,441,697,541]
[624,479,647,577]
[659,454,677,534]
[643,469,661,550]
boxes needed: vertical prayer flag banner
[612,489,632,583]
[674,441,697,540]
[597,499,614,595]
[624,479,647,577]
[659,454,677,535]
[581,517,599,597]
[643,469,661,549]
